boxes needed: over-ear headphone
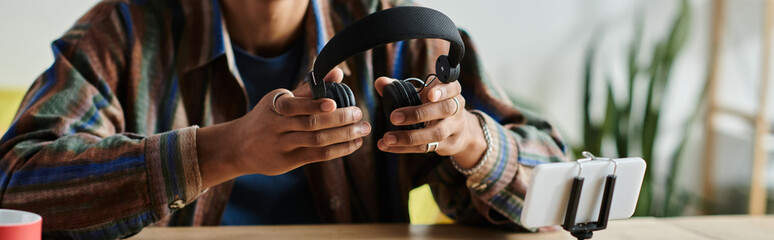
[308,6,465,130]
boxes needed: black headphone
[308,6,464,130]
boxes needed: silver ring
[271,90,294,115]
[451,97,460,116]
[426,142,439,153]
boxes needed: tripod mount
[562,152,618,240]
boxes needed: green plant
[574,0,701,217]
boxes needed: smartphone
[520,157,646,228]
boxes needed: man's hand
[374,76,486,169]
[197,68,371,188]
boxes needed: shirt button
[169,199,185,210]
[474,183,488,192]
[329,196,342,210]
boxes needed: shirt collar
[176,0,345,77]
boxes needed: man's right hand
[196,68,370,188]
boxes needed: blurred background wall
[1,0,772,220]
[0,0,97,133]
[419,0,774,217]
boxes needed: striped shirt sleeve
[0,2,202,239]
[464,110,566,229]
[428,29,568,230]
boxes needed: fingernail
[353,108,362,120]
[355,138,363,146]
[392,112,405,124]
[432,89,443,101]
[384,134,397,145]
[360,122,371,134]
[378,140,388,150]
[321,101,335,111]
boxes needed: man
[0,0,566,238]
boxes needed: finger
[293,68,345,97]
[285,107,363,131]
[381,119,459,147]
[324,67,345,84]
[390,96,464,125]
[282,122,371,148]
[292,138,364,163]
[374,76,399,96]
[422,79,462,102]
[378,133,462,154]
[274,94,337,116]
[377,141,426,153]
[293,82,314,98]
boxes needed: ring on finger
[451,97,460,116]
[425,142,439,153]
[271,90,294,115]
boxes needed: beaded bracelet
[450,111,492,176]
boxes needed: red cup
[0,209,42,240]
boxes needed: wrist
[452,111,488,169]
[196,121,241,189]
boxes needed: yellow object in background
[0,90,452,225]
[408,184,453,224]
[0,89,26,135]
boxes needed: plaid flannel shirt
[0,0,567,238]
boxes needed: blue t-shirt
[220,41,320,225]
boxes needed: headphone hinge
[309,71,327,99]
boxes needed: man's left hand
[374,76,487,169]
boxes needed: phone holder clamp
[562,151,618,240]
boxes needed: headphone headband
[310,6,465,99]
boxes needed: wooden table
[664,215,774,240]
[130,215,773,240]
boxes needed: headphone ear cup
[340,83,355,108]
[382,83,402,128]
[401,81,422,107]
[325,83,342,108]
[334,83,347,107]
[324,82,340,107]
[398,81,423,130]
[393,80,411,107]
[325,82,354,108]
[382,80,423,130]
